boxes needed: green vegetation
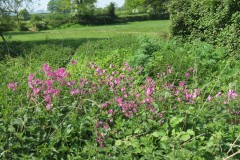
[4,20,170,42]
[0,0,239,159]
[169,0,240,54]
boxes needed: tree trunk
[0,31,10,54]
[16,11,20,30]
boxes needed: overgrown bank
[0,34,239,159]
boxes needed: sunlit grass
[4,20,170,42]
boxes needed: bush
[46,13,73,29]
[29,15,47,31]
[118,14,151,22]
[18,22,29,31]
[169,0,240,54]
[0,14,15,31]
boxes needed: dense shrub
[71,36,240,89]
[118,14,151,22]
[18,22,29,31]
[46,13,74,29]
[29,15,47,31]
[0,14,15,31]
[169,0,240,54]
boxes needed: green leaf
[115,140,122,146]
[180,134,191,141]
[8,125,16,132]
[12,119,22,126]
[134,128,141,134]
[160,136,168,142]
[187,129,195,135]
[152,132,161,137]
[152,130,166,138]
[66,125,72,134]
[170,117,184,127]
[152,102,158,108]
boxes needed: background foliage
[169,0,240,54]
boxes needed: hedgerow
[169,0,240,54]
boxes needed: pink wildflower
[121,87,126,92]
[70,60,78,65]
[55,68,68,80]
[96,67,101,73]
[135,94,140,99]
[110,64,114,68]
[185,73,190,78]
[167,65,173,74]
[7,82,18,91]
[227,89,238,99]
[28,74,35,81]
[46,103,51,110]
[169,83,174,91]
[179,81,186,87]
[177,97,182,102]
[33,88,41,97]
[101,103,108,109]
[146,88,152,96]
[70,89,80,95]
[216,92,222,97]
[207,95,212,102]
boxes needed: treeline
[0,0,170,32]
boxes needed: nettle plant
[7,61,240,158]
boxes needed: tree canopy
[47,0,62,13]
[124,0,168,15]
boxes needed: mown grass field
[4,20,170,42]
[0,20,239,159]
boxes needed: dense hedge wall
[118,13,169,23]
[169,0,240,54]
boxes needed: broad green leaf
[134,128,141,134]
[152,132,161,137]
[170,117,184,127]
[115,140,122,146]
[152,130,166,138]
[180,134,191,141]
[160,136,168,142]
[187,129,195,135]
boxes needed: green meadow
[5,20,170,42]
[0,19,239,159]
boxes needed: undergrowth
[0,35,239,159]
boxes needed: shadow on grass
[0,37,107,60]
[4,31,50,36]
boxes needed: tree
[106,2,117,22]
[124,0,169,16]
[47,0,61,13]
[144,0,168,15]
[19,8,31,21]
[0,0,34,51]
[58,0,96,14]
[124,0,145,10]
[0,0,33,28]
[58,0,96,23]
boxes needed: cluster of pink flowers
[28,64,67,109]
[7,82,18,91]
[7,61,239,147]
